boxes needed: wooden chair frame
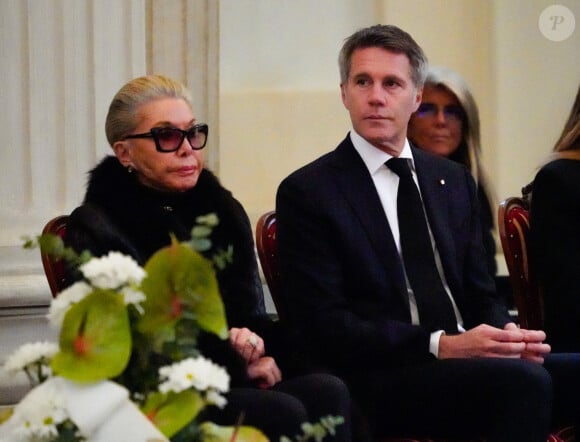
[498,196,543,330]
[255,210,288,322]
[41,215,70,297]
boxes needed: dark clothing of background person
[64,155,352,441]
[450,149,513,310]
[450,152,497,278]
[407,66,511,309]
[530,158,580,352]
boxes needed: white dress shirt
[349,130,464,357]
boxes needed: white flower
[48,275,145,330]
[47,281,92,328]
[205,389,228,409]
[4,341,59,377]
[5,380,68,441]
[158,356,230,395]
[80,251,145,290]
[119,286,146,307]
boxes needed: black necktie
[387,157,458,333]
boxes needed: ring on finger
[247,334,258,348]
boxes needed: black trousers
[347,355,580,442]
[204,372,352,441]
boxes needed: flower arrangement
[0,215,343,442]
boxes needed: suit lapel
[331,137,409,306]
[413,148,458,281]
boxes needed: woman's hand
[247,356,282,389]
[229,327,265,364]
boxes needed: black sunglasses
[415,103,465,122]
[124,123,209,152]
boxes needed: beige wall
[219,0,580,232]
[218,90,349,219]
[493,0,579,195]
[219,0,374,222]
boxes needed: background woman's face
[407,85,464,158]
[116,97,205,193]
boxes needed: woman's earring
[127,166,133,173]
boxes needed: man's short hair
[338,24,428,88]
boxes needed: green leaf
[138,240,228,346]
[199,421,269,442]
[32,233,92,268]
[190,237,212,252]
[38,233,66,258]
[141,390,205,438]
[212,246,234,271]
[51,290,132,382]
[191,225,213,238]
[196,213,219,227]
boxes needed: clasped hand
[438,323,551,363]
[229,327,282,388]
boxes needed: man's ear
[340,83,348,109]
[113,140,132,168]
[412,86,423,112]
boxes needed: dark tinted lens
[416,103,463,122]
[416,103,436,117]
[187,125,208,149]
[443,105,464,121]
[155,128,184,151]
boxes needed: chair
[497,196,543,330]
[498,198,575,442]
[41,215,70,297]
[255,210,288,322]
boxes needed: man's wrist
[430,330,445,358]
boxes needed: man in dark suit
[276,24,578,441]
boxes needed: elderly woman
[64,74,352,441]
[407,66,498,281]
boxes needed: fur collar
[83,156,240,261]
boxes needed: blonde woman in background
[530,84,580,352]
[407,66,498,281]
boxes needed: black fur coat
[65,156,284,386]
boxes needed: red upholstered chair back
[498,196,543,330]
[256,211,290,322]
[41,215,70,298]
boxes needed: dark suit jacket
[530,158,580,352]
[276,135,511,374]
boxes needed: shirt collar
[349,129,415,176]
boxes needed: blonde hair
[105,74,193,147]
[526,85,580,197]
[421,66,496,217]
[553,84,580,159]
